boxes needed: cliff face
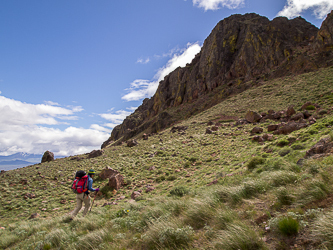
[102,12,333,148]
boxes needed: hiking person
[70,169,99,220]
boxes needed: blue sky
[0,0,332,157]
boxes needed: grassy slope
[1,67,333,249]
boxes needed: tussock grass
[142,218,194,250]
[213,222,265,250]
[312,208,333,249]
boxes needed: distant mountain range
[0,153,43,171]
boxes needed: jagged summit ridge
[102,12,333,148]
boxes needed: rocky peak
[102,12,333,148]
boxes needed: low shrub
[291,143,305,150]
[277,139,289,147]
[247,156,265,170]
[169,186,189,197]
[279,148,291,157]
[278,217,299,236]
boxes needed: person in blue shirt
[71,169,99,220]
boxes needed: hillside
[1,65,333,249]
[1,12,333,250]
[102,11,333,147]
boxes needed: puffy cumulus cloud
[277,0,333,19]
[0,95,110,156]
[0,96,79,126]
[192,0,244,11]
[122,43,202,101]
[99,109,133,126]
[0,125,109,156]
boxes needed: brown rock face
[108,174,124,190]
[41,151,54,163]
[88,150,103,158]
[245,111,262,123]
[305,137,333,158]
[102,12,333,147]
[99,167,119,180]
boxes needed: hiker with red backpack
[70,169,100,220]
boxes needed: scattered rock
[148,166,156,171]
[19,179,28,185]
[245,111,262,123]
[29,213,40,219]
[251,127,263,134]
[290,113,304,121]
[145,186,155,193]
[131,191,141,200]
[143,133,149,140]
[267,124,279,132]
[286,105,296,117]
[127,139,138,147]
[262,134,274,141]
[41,151,54,163]
[207,179,218,186]
[102,202,118,207]
[24,193,36,199]
[171,126,188,133]
[211,126,219,131]
[88,150,103,158]
[305,137,333,158]
[206,128,213,134]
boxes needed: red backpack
[71,174,88,194]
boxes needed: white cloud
[137,57,150,64]
[0,95,110,157]
[90,124,112,133]
[277,0,333,19]
[192,0,245,11]
[44,100,60,106]
[99,109,132,124]
[122,42,202,102]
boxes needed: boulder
[131,191,141,200]
[245,111,262,123]
[108,174,124,190]
[41,151,54,163]
[211,126,219,131]
[262,134,274,141]
[99,167,119,180]
[286,106,296,117]
[267,124,279,132]
[19,179,28,185]
[251,127,263,134]
[127,139,138,147]
[290,113,304,121]
[206,128,213,134]
[145,186,155,193]
[88,150,103,158]
[29,213,40,219]
[305,137,333,158]
[143,133,149,140]
[303,110,311,118]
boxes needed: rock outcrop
[41,151,54,163]
[102,12,333,148]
